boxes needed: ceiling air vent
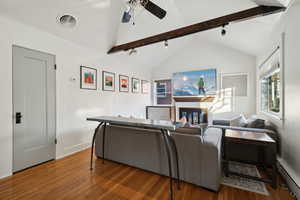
[57,14,77,28]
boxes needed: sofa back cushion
[246,116,265,129]
[229,115,248,127]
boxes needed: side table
[223,129,277,189]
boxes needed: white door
[13,46,56,172]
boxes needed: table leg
[271,144,277,189]
[167,130,181,190]
[259,146,267,171]
[272,164,277,189]
[162,129,174,200]
[90,122,103,170]
[222,130,229,177]
[102,122,107,164]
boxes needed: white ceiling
[0,0,289,61]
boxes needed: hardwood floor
[0,149,294,200]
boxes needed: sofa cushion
[246,116,265,129]
[230,115,248,127]
[264,120,277,132]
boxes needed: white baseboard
[0,143,91,179]
[56,142,91,160]
[0,172,12,179]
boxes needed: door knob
[16,112,23,124]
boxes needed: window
[261,69,281,114]
[221,73,248,97]
[154,80,172,105]
[259,46,282,119]
[157,82,167,97]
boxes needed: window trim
[220,72,250,97]
[260,69,282,120]
[258,33,285,122]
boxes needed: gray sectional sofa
[95,124,223,191]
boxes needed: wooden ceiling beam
[107,5,285,54]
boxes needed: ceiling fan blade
[142,0,167,19]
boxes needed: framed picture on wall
[119,75,129,92]
[80,66,97,90]
[132,78,140,93]
[102,71,115,91]
[141,80,150,94]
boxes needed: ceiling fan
[122,0,167,24]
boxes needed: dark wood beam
[108,5,286,54]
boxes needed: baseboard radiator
[277,162,300,200]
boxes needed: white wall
[0,16,151,178]
[151,39,257,117]
[256,2,300,187]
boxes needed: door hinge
[54,64,57,70]
[55,138,57,145]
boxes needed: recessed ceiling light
[57,14,77,28]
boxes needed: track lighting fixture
[221,24,227,36]
[129,48,137,56]
[164,40,168,48]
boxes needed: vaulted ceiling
[0,0,290,62]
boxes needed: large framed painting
[173,69,217,96]
[102,71,115,91]
[80,66,97,90]
[132,78,140,93]
[119,75,129,92]
[141,80,150,94]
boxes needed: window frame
[260,68,281,119]
[220,72,250,97]
[156,82,167,98]
[258,35,285,122]
[153,79,172,106]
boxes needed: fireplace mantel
[173,96,215,103]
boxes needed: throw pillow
[230,114,248,127]
[246,116,265,129]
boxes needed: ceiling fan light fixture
[57,14,77,28]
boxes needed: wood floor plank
[0,148,294,200]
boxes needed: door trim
[12,45,57,173]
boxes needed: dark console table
[87,116,184,200]
[223,129,277,188]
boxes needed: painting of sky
[173,69,217,96]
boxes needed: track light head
[221,29,226,36]
[129,48,137,56]
[164,40,168,48]
[221,24,227,36]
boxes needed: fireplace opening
[179,107,208,124]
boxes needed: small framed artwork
[119,75,129,92]
[132,78,140,93]
[141,80,150,94]
[80,66,97,90]
[102,71,115,91]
